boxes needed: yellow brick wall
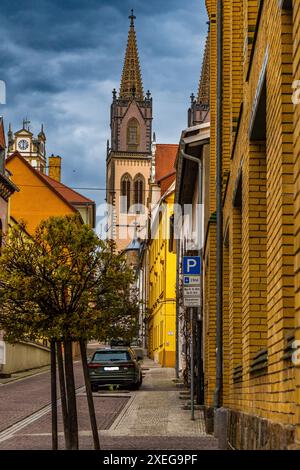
[205,0,298,435]
[203,223,217,407]
[203,0,218,408]
[231,0,243,146]
[293,0,300,444]
[206,0,217,214]
[228,207,243,408]
[222,239,230,408]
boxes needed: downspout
[214,0,223,409]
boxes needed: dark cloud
[0,0,208,219]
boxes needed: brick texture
[204,0,299,448]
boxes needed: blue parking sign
[183,256,201,275]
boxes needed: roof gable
[155,144,178,184]
[6,151,77,213]
[14,128,33,137]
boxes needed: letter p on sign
[183,256,201,275]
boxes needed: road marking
[0,385,85,443]
[0,404,53,443]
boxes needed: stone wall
[204,0,298,448]
[0,341,50,376]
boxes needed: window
[129,127,137,145]
[248,70,268,372]
[169,215,174,252]
[133,174,144,212]
[92,350,131,362]
[160,321,164,347]
[121,174,132,213]
[127,118,140,151]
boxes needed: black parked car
[88,347,143,391]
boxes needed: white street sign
[184,286,201,297]
[184,297,201,307]
[183,276,201,286]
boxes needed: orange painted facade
[6,152,76,234]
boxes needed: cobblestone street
[0,358,218,450]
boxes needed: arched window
[121,174,132,213]
[134,174,144,213]
[127,118,140,151]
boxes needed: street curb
[0,367,50,386]
[0,360,81,387]
[108,393,137,431]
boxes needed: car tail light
[88,363,102,368]
[122,362,135,369]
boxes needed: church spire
[197,30,210,107]
[119,10,144,101]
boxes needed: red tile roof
[38,172,93,204]
[159,172,176,196]
[0,118,6,150]
[155,144,178,194]
[6,151,93,210]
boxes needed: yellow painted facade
[148,189,176,367]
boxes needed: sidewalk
[100,359,219,450]
[0,364,51,385]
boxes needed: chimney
[48,155,61,182]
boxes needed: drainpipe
[214,0,223,409]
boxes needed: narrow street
[0,357,218,450]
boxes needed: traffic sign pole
[190,307,194,421]
[182,256,201,421]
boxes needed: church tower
[188,31,210,127]
[8,119,47,172]
[106,10,152,251]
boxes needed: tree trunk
[64,340,79,450]
[79,339,100,450]
[57,341,71,449]
[50,340,58,450]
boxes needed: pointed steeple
[197,31,210,107]
[119,10,144,101]
[0,117,6,150]
[7,123,13,150]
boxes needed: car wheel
[131,382,140,391]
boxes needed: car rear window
[92,350,131,362]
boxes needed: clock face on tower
[18,139,29,151]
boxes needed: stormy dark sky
[0,0,207,231]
